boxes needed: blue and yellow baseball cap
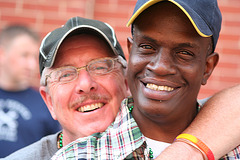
[127,0,222,51]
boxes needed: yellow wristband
[176,133,214,160]
[175,138,208,160]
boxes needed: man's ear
[124,77,131,97]
[39,86,57,120]
[127,37,133,55]
[202,52,219,85]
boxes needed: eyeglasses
[44,57,125,85]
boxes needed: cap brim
[127,0,212,38]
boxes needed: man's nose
[146,49,176,76]
[74,70,98,94]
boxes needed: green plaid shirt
[220,148,240,160]
[52,97,150,160]
[52,97,240,160]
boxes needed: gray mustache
[69,94,111,108]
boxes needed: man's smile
[146,83,174,91]
[77,103,104,112]
[140,80,181,101]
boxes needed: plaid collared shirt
[52,97,240,160]
[220,147,240,160]
[52,98,150,160]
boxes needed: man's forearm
[155,141,204,160]
[183,84,240,159]
[156,84,240,159]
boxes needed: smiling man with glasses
[39,16,129,151]
[4,16,130,160]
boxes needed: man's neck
[132,104,197,143]
[0,78,29,91]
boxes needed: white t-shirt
[145,137,171,159]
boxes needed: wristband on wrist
[176,133,215,160]
[175,138,208,160]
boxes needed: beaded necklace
[128,101,201,159]
[57,132,63,149]
[128,105,153,159]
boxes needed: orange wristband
[176,133,215,160]
[175,138,208,160]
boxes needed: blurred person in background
[0,25,60,158]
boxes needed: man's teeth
[146,83,174,91]
[77,103,104,112]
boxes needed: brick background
[0,0,239,99]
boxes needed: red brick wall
[0,0,239,98]
[200,0,240,98]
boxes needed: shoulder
[3,132,60,160]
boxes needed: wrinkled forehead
[59,33,115,55]
[52,33,116,67]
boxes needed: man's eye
[179,51,193,56]
[90,61,112,72]
[62,73,72,78]
[94,66,108,70]
[58,72,75,81]
[180,51,192,55]
[176,51,194,60]
[140,45,153,50]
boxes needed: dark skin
[127,2,219,143]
